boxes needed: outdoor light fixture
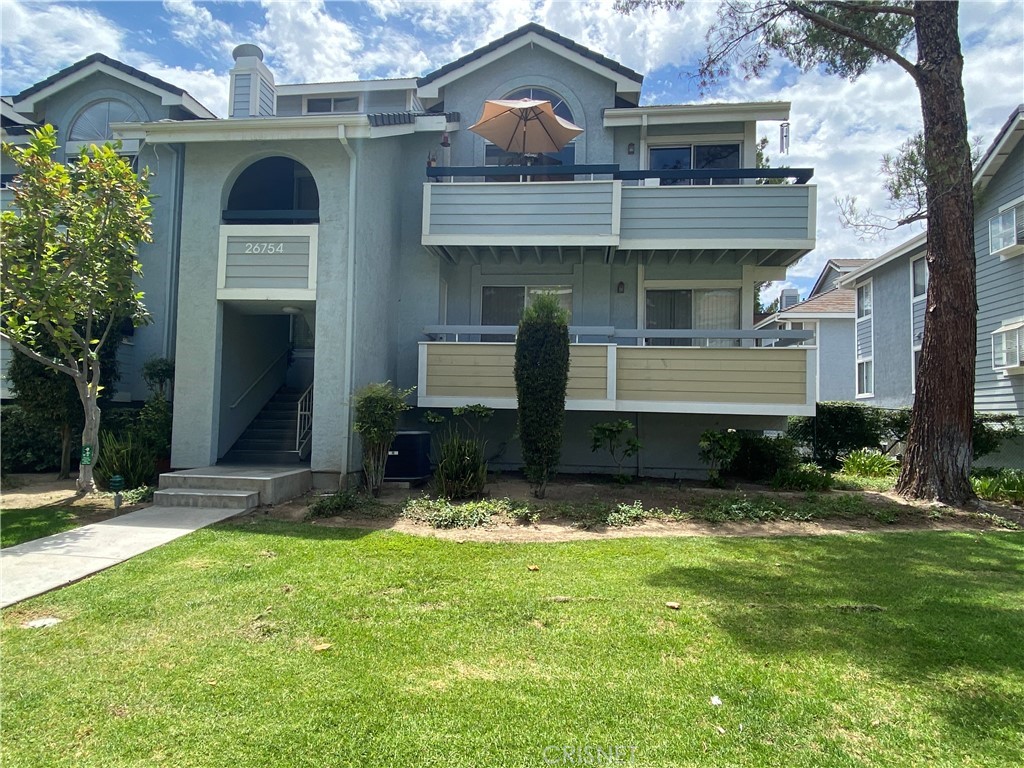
[440,132,450,147]
[616,281,626,294]
[627,143,635,155]
[281,306,302,315]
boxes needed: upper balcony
[422,166,816,267]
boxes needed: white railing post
[606,344,617,403]
[295,384,314,452]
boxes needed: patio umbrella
[468,98,583,157]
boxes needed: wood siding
[223,235,311,289]
[424,343,608,400]
[616,347,808,404]
[619,185,812,244]
[425,181,616,239]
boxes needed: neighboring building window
[644,288,740,347]
[992,320,1023,371]
[857,360,873,396]
[69,99,140,143]
[481,285,572,341]
[989,202,1024,258]
[306,97,359,114]
[648,143,740,186]
[856,282,872,318]
[911,257,928,298]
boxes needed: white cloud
[162,0,234,59]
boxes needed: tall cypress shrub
[514,293,570,498]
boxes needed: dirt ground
[245,475,1024,544]
[0,473,146,523]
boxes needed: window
[481,285,572,341]
[648,143,740,186]
[857,360,873,396]
[856,282,872,318]
[989,203,1024,258]
[912,257,928,299]
[69,99,140,143]
[644,288,740,347]
[992,321,1024,372]
[306,97,360,114]
[484,87,576,180]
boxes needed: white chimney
[229,44,276,118]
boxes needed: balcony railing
[425,165,814,184]
[418,326,816,417]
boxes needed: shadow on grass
[646,533,1024,738]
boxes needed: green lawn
[2,522,1022,767]
[0,507,81,548]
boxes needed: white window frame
[989,197,1024,259]
[991,319,1024,374]
[910,256,927,394]
[304,95,363,115]
[855,278,873,398]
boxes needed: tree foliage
[1,126,152,491]
[514,293,570,498]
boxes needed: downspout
[339,128,358,479]
[164,143,184,362]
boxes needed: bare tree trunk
[895,1,976,504]
[59,422,72,480]
[76,381,101,493]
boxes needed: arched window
[485,87,578,177]
[223,157,319,224]
[69,100,140,143]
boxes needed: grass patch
[1,507,81,548]
[1,524,1022,767]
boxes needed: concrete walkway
[0,505,244,608]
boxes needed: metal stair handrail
[295,384,314,453]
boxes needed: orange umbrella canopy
[468,98,584,155]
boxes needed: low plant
[403,496,524,528]
[698,495,792,523]
[833,473,897,492]
[93,431,156,490]
[698,429,740,487]
[142,357,175,400]
[971,468,1024,505]
[0,404,63,473]
[307,488,366,519]
[353,381,414,497]
[589,420,642,480]
[841,449,900,477]
[771,463,834,492]
[603,500,649,527]
[137,395,173,459]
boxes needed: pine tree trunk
[895,1,976,504]
[59,422,71,480]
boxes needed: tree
[1,126,152,492]
[7,333,122,479]
[352,381,413,497]
[514,293,570,498]
[619,1,976,504]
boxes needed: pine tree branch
[787,1,920,83]
[814,1,915,17]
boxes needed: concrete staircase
[221,387,309,465]
[155,466,313,511]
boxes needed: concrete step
[242,428,296,440]
[220,449,306,465]
[233,438,298,451]
[152,488,260,510]
[159,467,311,504]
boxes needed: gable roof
[755,288,856,327]
[974,103,1024,193]
[12,53,215,119]
[809,258,873,296]
[417,23,643,99]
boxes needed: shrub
[142,357,175,399]
[429,405,493,500]
[842,449,900,477]
[603,500,649,527]
[0,404,63,473]
[353,381,413,497]
[589,420,642,480]
[726,433,799,483]
[771,463,834,492]
[698,429,740,487]
[93,431,156,490]
[973,414,1023,461]
[788,402,888,469]
[137,396,172,459]
[971,468,1024,505]
[514,293,570,498]
[308,488,364,518]
[101,407,141,439]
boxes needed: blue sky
[3,0,1023,301]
